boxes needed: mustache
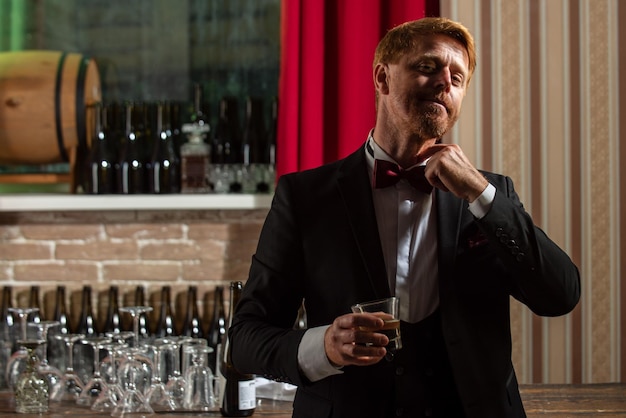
[417,94,452,114]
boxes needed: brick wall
[0,208,267,332]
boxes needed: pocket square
[467,229,489,248]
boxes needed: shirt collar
[365,131,428,172]
[365,131,397,172]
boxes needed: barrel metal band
[54,52,69,162]
[75,56,89,151]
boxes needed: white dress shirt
[297,134,496,382]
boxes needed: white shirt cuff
[297,325,344,382]
[468,183,496,219]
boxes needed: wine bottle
[206,286,226,372]
[242,96,270,193]
[1,286,14,328]
[102,285,122,334]
[85,103,116,194]
[76,286,97,336]
[268,96,277,168]
[118,102,148,194]
[52,286,70,334]
[48,286,70,372]
[267,96,277,193]
[213,97,243,193]
[149,102,181,193]
[27,285,42,323]
[220,281,255,417]
[213,97,241,164]
[134,285,150,339]
[170,101,184,158]
[155,285,177,337]
[181,286,204,338]
[75,285,97,384]
[1,286,15,356]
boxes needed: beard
[413,103,458,139]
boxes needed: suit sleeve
[228,174,310,387]
[476,174,580,316]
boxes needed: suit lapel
[333,147,471,299]
[435,189,464,284]
[336,147,390,299]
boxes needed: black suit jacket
[230,144,580,418]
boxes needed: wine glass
[164,336,187,409]
[181,337,208,377]
[112,346,154,417]
[101,331,133,384]
[145,338,177,411]
[14,339,49,414]
[183,344,217,411]
[91,340,126,413]
[77,336,112,406]
[6,307,39,391]
[28,320,65,402]
[55,333,85,402]
[113,306,155,416]
[119,306,153,349]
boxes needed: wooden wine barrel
[0,50,101,164]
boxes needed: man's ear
[373,63,389,94]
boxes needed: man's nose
[433,67,452,91]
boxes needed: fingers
[324,313,388,367]
[420,144,488,202]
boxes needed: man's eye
[417,63,436,72]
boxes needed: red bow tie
[373,159,433,194]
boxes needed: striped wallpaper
[440,0,624,384]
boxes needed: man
[229,17,580,418]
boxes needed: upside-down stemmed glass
[183,344,217,411]
[101,331,134,383]
[28,320,65,402]
[77,336,112,407]
[118,307,154,394]
[14,339,48,414]
[164,336,187,409]
[91,340,126,413]
[113,306,155,417]
[145,338,177,411]
[6,307,39,391]
[55,333,85,402]
[112,346,154,418]
[119,306,153,349]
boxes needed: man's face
[377,34,470,140]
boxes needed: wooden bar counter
[0,384,624,417]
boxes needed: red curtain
[276,0,439,177]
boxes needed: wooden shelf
[0,193,273,212]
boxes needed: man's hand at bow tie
[417,144,489,202]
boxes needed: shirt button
[395,367,404,376]
[395,407,404,416]
[516,252,525,262]
[495,228,504,237]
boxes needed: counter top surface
[1,383,625,417]
[0,193,273,212]
[0,392,292,417]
